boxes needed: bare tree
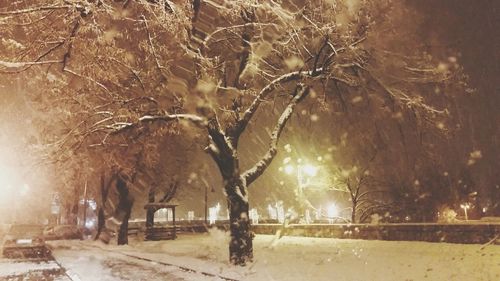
[332,169,389,223]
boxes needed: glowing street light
[296,163,319,194]
[279,149,323,223]
[249,208,259,224]
[302,164,318,177]
[284,165,294,175]
[327,203,338,224]
[460,203,471,221]
[208,202,221,225]
[282,162,319,192]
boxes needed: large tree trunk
[95,172,109,240]
[146,187,155,228]
[226,181,253,265]
[116,177,134,245]
[118,207,132,245]
[351,203,357,223]
[95,208,105,240]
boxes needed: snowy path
[49,241,227,281]
[0,257,72,281]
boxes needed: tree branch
[0,60,63,73]
[243,84,310,185]
[0,5,71,16]
[206,116,238,177]
[203,23,276,48]
[235,68,321,139]
[140,15,166,71]
[109,112,208,133]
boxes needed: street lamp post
[286,163,318,192]
[297,164,304,197]
[83,180,88,228]
[284,161,318,223]
[200,178,212,224]
[204,182,208,223]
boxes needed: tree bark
[224,178,253,265]
[95,173,107,240]
[95,208,105,240]
[228,191,253,265]
[116,177,134,245]
[146,187,155,228]
[118,208,132,245]
[351,201,357,223]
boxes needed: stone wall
[252,223,500,244]
[129,219,500,244]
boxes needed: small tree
[332,168,390,223]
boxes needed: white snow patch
[0,259,60,276]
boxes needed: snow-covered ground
[44,229,499,281]
[48,242,220,281]
[0,258,71,280]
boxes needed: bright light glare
[284,165,294,174]
[85,220,95,228]
[327,204,338,218]
[0,168,12,189]
[302,164,318,177]
[20,183,30,196]
[209,202,221,225]
[0,165,19,202]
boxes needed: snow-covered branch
[140,15,166,71]
[205,116,239,177]
[63,68,112,95]
[357,63,448,115]
[0,60,63,73]
[203,23,277,48]
[82,112,208,140]
[0,4,71,16]
[243,84,310,186]
[236,68,321,137]
[114,113,208,132]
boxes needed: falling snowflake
[467,150,482,165]
[351,96,363,104]
[284,144,292,153]
[437,62,449,72]
[469,150,482,159]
